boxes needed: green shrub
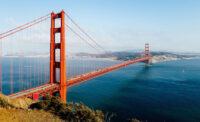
[29,95,106,122]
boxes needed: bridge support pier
[145,43,150,65]
[59,86,67,102]
[50,11,67,102]
[33,93,39,101]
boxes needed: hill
[0,93,113,122]
[0,93,63,122]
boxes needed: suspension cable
[66,14,107,51]
[0,16,50,39]
[65,14,115,57]
[0,13,50,36]
[65,24,103,53]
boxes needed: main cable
[65,24,103,54]
[65,14,116,57]
[65,14,107,52]
[0,16,50,39]
[0,13,50,36]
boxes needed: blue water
[1,58,200,122]
[67,59,200,122]
[0,57,120,95]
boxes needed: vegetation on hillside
[0,93,63,122]
[0,93,141,122]
[30,95,113,122]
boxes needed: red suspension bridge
[0,11,151,102]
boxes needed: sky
[1,0,200,53]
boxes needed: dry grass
[0,93,63,122]
[0,107,63,122]
[0,94,106,122]
[11,97,35,108]
[0,94,117,122]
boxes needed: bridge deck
[9,58,149,99]
[9,83,59,98]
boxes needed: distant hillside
[4,51,198,64]
[71,51,199,62]
[112,52,140,61]
[112,51,199,62]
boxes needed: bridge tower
[145,43,150,65]
[50,11,67,102]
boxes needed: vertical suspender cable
[26,58,28,89]
[10,35,13,94]
[37,57,39,86]
[34,58,36,87]
[30,58,31,88]
[19,58,21,91]
[21,59,23,90]
[0,39,2,93]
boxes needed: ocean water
[67,59,200,122]
[0,57,120,95]
[1,58,200,122]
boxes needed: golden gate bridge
[0,10,151,102]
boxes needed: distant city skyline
[1,0,200,53]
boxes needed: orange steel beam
[50,11,67,102]
[50,12,55,84]
[59,10,67,102]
